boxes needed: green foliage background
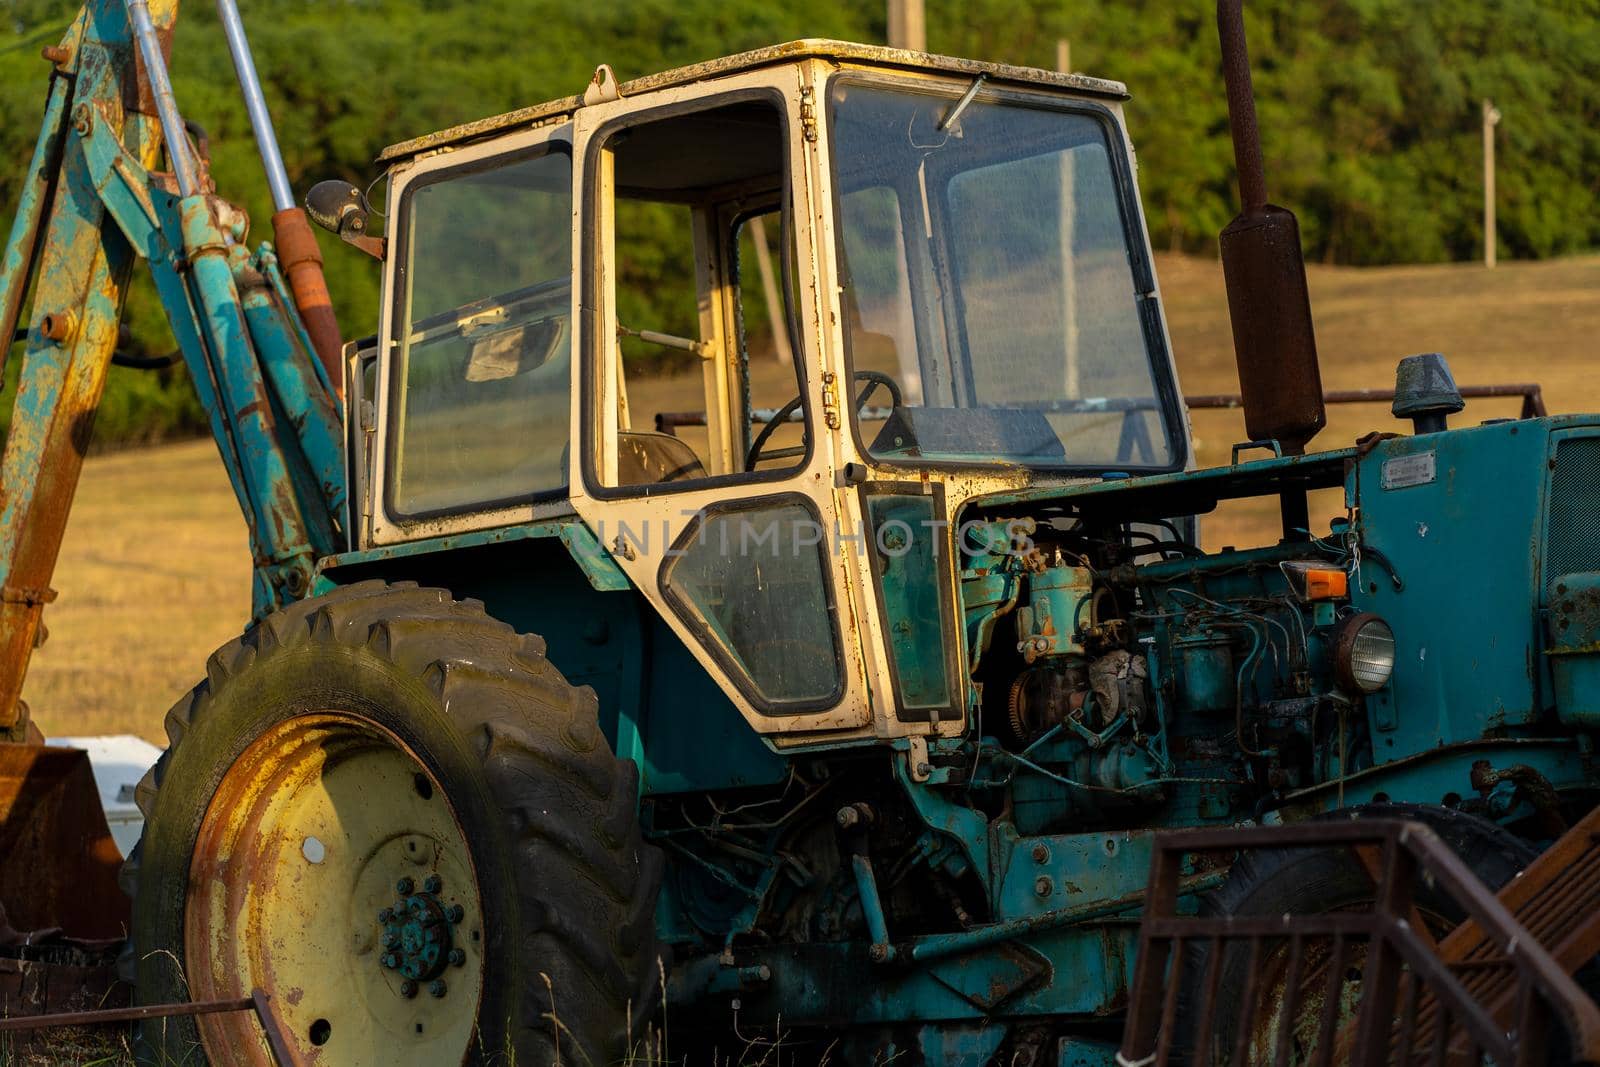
[2,0,1597,445]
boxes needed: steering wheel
[746,370,904,469]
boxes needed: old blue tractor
[1,1,1597,1064]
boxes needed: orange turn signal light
[1302,568,1348,600]
[1281,560,1350,601]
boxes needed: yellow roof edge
[377,38,1129,164]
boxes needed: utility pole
[887,0,925,52]
[1483,98,1500,269]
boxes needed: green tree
[2,0,1596,445]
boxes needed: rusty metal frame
[652,383,1549,441]
[0,987,296,1065]
[1119,818,1600,1066]
[1185,383,1548,420]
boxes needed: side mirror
[305,180,384,259]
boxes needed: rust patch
[0,743,129,939]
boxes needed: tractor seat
[616,431,707,485]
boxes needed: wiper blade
[939,74,986,132]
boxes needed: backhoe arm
[0,0,348,737]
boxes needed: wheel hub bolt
[429,979,448,998]
[448,948,466,968]
[400,980,417,999]
[379,876,458,992]
[378,907,393,923]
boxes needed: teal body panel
[1350,420,1557,744]
[317,526,786,796]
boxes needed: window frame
[371,124,578,545]
[824,72,1189,477]
[727,201,806,469]
[657,493,847,715]
[856,480,963,722]
[578,88,817,502]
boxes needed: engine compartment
[957,509,1384,837]
[640,419,1600,1053]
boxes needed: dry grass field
[20,253,1599,743]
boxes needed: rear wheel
[124,581,664,1065]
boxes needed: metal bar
[123,0,198,196]
[1120,844,1186,1066]
[0,72,72,383]
[251,988,298,1067]
[1514,980,1550,1067]
[1229,936,1264,1067]
[213,0,293,212]
[1190,934,1225,1065]
[214,0,345,392]
[912,870,1224,964]
[1184,383,1546,414]
[849,853,892,958]
[176,196,320,610]
[1394,970,1419,1063]
[0,994,253,1031]
[1271,933,1305,1067]
[1308,932,1348,1067]
[1351,837,1410,1063]
[1149,819,1409,851]
[1217,0,1267,211]
[1386,917,1515,1061]
[1427,1004,1450,1067]
[0,988,294,1065]
[654,382,1550,434]
[1153,936,1186,1066]
[1143,913,1383,939]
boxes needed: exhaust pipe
[1216,0,1324,455]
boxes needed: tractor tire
[121,580,664,1066]
[1181,803,1535,1064]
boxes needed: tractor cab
[341,41,1189,743]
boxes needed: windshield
[828,78,1178,470]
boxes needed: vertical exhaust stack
[1216,0,1324,455]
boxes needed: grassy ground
[20,253,1600,743]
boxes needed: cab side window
[388,148,572,519]
[594,98,808,490]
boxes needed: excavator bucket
[0,742,128,941]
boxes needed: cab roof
[377,38,1130,164]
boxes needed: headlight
[1335,613,1396,694]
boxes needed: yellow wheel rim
[186,714,485,1065]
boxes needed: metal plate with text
[1381,451,1437,490]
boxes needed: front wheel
[124,581,664,1066]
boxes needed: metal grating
[1546,436,1600,599]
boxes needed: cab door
[568,65,881,737]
